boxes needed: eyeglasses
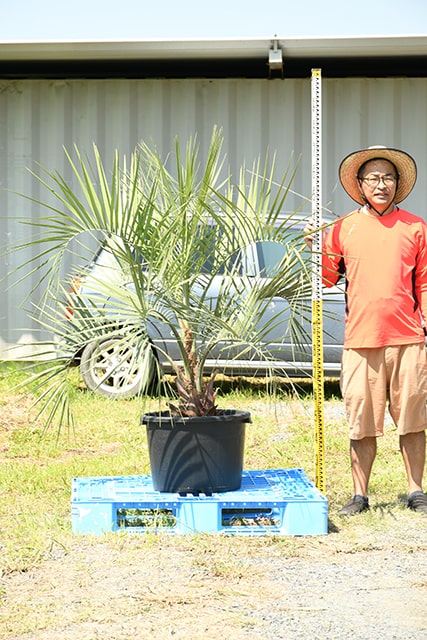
[360,174,397,188]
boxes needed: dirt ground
[2,510,427,639]
[1,395,427,639]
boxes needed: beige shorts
[340,343,427,440]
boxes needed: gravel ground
[258,549,427,639]
[2,516,426,640]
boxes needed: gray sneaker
[407,490,427,513]
[338,495,369,516]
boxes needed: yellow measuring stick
[312,299,325,492]
[311,68,325,493]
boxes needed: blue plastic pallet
[71,468,328,536]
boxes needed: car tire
[80,336,155,399]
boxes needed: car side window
[226,237,302,279]
[256,241,288,277]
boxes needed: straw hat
[339,145,417,205]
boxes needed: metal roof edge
[0,34,427,61]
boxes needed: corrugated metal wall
[1,76,427,356]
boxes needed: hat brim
[339,146,417,205]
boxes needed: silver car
[65,219,345,399]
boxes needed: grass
[1,362,426,638]
[0,361,420,573]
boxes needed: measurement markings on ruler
[311,68,325,493]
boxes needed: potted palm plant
[11,127,312,493]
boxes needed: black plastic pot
[142,409,251,494]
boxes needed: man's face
[358,159,398,213]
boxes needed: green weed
[0,366,425,579]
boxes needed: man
[305,145,427,515]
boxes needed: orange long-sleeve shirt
[322,207,427,348]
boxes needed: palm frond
[9,127,318,428]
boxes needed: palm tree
[11,126,312,430]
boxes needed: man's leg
[338,436,376,515]
[400,431,427,513]
[400,430,426,494]
[389,344,427,512]
[350,436,377,496]
[339,348,384,515]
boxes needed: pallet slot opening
[117,507,177,528]
[221,507,280,527]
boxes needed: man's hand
[304,220,327,251]
[304,221,315,251]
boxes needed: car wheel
[80,336,155,399]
